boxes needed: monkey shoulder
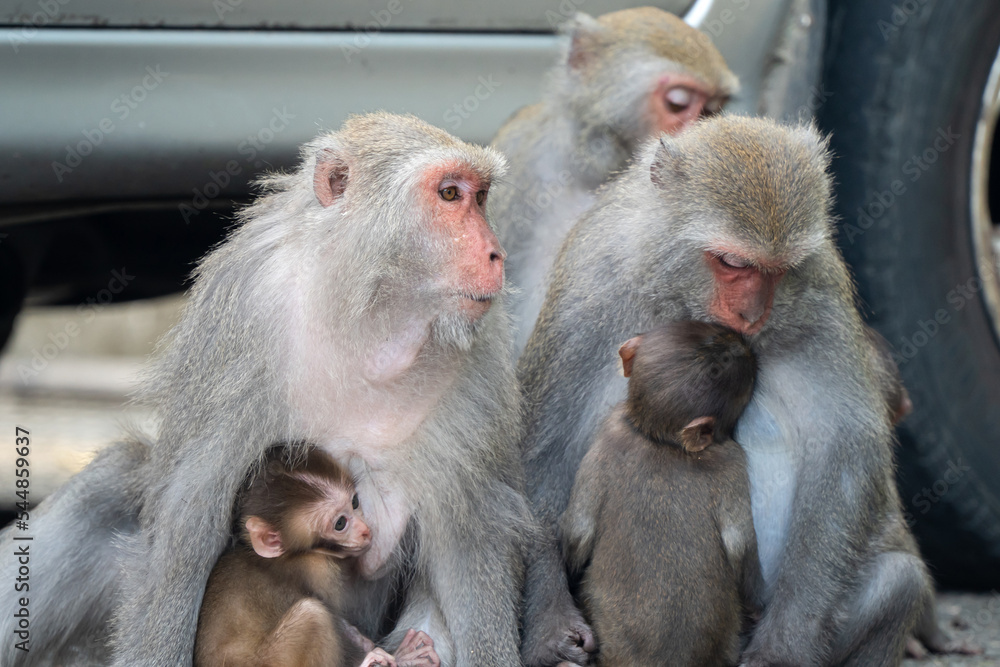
[492,103,547,152]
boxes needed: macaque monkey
[562,321,763,667]
[195,446,440,667]
[0,113,591,667]
[520,115,931,666]
[489,7,739,352]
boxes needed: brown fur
[195,447,363,667]
[562,322,762,667]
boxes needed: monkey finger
[395,646,438,664]
[409,630,434,649]
[361,648,397,667]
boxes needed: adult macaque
[562,321,763,666]
[489,7,739,352]
[195,446,439,667]
[0,113,590,667]
[520,115,929,665]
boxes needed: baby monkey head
[240,446,371,559]
[619,320,756,452]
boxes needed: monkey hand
[393,628,440,667]
[523,606,596,666]
[360,648,397,667]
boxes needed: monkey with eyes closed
[561,321,763,667]
[195,446,440,667]
[490,7,738,353]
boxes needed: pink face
[310,489,372,558]
[420,164,505,320]
[704,251,786,335]
[650,74,727,136]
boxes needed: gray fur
[489,8,738,354]
[519,114,928,666]
[1,113,538,667]
[0,437,148,667]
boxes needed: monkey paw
[523,611,596,667]
[393,628,440,667]
[360,648,397,667]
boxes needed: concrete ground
[1,300,998,664]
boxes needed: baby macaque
[561,321,763,667]
[195,446,439,667]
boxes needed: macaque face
[308,486,372,558]
[421,163,505,320]
[246,484,372,560]
[650,74,728,136]
[704,251,786,335]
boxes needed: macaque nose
[483,233,506,292]
[739,305,766,327]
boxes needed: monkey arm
[421,480,526,667]
[113,447,259,667]
[716,447,765,617]
[559,449,603,576]
[738,345,920,666]
[521,517,595,667]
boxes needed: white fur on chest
[735,375,802,596]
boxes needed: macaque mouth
[462,293,495,304]
[312,539,371,557]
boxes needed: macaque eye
[334,516,347,532]
[718,254,751,269]
[351,494,359,510]
[439,186,459,201]
[665,87,694,113]
[476,190,486,206]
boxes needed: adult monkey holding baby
[490,7,738,351]
[0,113,591,667]
[522,115,930,665]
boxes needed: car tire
[819,0,1000,587]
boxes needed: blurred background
[1,0,999,654]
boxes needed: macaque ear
[246,516,285,558]
[680,416,716,452]
[650,138,686,188]
[618,336,641,378]
[314,149,349,207]
[792,123,833,173]
[562,12,604,70]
